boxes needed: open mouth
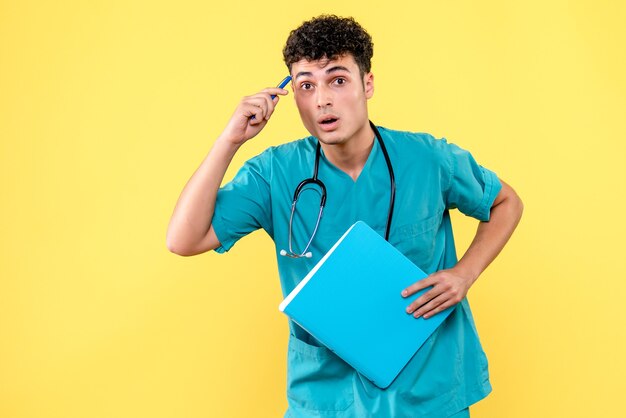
[317,115,340,130]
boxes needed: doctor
[167,15,523,418]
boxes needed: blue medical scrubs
[212,126,502,417]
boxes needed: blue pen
[251,75,292,120]
[272,75,292,99]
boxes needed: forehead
[291,54,359,77]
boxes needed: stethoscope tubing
[281,121,395,258]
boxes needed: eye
[333,77,347,85]
[300,82,313,90]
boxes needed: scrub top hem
[466,167,502,222]
[283,379,491,418]
[210,212,234,254]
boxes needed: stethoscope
[280,121,396,258]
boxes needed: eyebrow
[294,65,352,80]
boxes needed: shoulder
[247,135,316,165]
[377,126,452,165]
[233,136,315,183]
[267,135,317,159]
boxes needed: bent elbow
[510,190,524,224]
[514,191,524,218]
[166,235,195,257]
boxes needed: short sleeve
[443,141,502,221]
[211,149,273,253]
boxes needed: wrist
[451,263,481,285]
[214,134,244,153]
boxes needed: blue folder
[279,221,454,389]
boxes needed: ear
[364,72,374,99]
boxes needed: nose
[315,85,332,108]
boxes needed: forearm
[403,181,523,318]
[454,190,524,285]
[166,137,241,254]
[166,85,288,255]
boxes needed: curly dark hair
[283,15,374,78]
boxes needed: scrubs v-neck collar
[316,136,380,184]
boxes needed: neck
[320,121,375,181]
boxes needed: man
[167,15,523,418]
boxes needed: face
[290,54,374,146]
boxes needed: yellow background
[1,0,625,417]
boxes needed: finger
[413,293,449,319]
[257,92,275,121]
[246,96,272,121]
[401,275,437,297]
[423,299,454,319]
[254,90,286,120]
[405,286,441,314]
[251,91,281,120]
[243,98,269,122]
[245,94,271,111]
[261,87,289,97]
[245,88,288,121]
[265,95,282,120]
[242,103,266,125]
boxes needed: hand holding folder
[279,221,455,389]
